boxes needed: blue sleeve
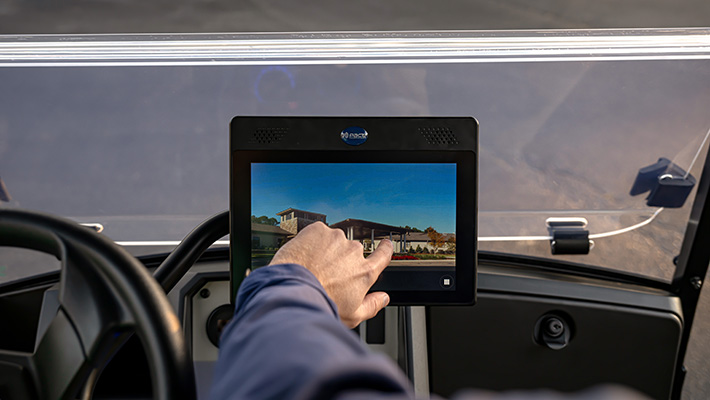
[209,263,416,400]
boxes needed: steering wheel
[0,209,196,399]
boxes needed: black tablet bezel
[230,117,477,305]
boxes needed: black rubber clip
[547,218,591,255]
[630,157,696,208]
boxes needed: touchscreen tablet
[230,117,477,305]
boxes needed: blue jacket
[209,264,647,400]
[210,263,415,400]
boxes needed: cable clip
[546,218,591,255]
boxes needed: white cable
[476,207,663,242]
[478,235,551,242]
[113,209,663,247]
[115,240,230,246]
[113,210,663,246]
[685,125,710,179]
[588,208,664,239]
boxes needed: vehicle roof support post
[371,229,375,252]
[670,143,710,400]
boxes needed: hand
[269,221,393,328]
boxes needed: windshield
[1,30,709,284]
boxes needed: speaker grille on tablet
[250,127,288,144]
[420,127,459,145]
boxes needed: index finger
[366,239,393,276]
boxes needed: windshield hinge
[630,157,696,208]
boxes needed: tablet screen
[230,116,477,305]
[250,162,456,290]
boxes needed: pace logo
[340,126,368,146]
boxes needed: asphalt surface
[0,0,709,33]
[0,1,709,399]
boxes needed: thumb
[350,292,390,327]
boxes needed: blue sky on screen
[251,163,456,233]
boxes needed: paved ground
[0,0,709,34]
[0,1,708,399]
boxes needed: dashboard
[150,250,682,400]
[0,242,686,400]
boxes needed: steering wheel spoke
[0,352,39,399]
[59,241,135,356]
[0,209,196,400]
[32,308,89,399]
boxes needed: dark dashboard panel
[428,270,682,399]
[0,285,45,353]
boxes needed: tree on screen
[425,227,446,254]
[251,215,279,226]
[446,236,456,253]
[402,225,422,233]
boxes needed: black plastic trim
[479,251,671,292]
[669,139,710,399]
[153,211,229,293]
[177,271,230,359]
